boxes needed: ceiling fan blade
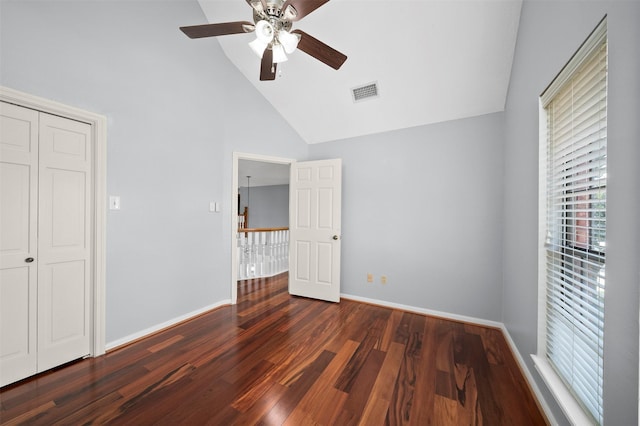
[180,21,254,39]
[281,0,329,21]
[260,48,277,81]
[291,30,347,70]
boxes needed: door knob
[25,257,34,263]
[332,235,339,241]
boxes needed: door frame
[231,152,294,304]
[1,86,107,357]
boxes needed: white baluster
[237,233,242,280]
[284,230,289,273]
[258,231,265,276]
[251,232,258,278]
[268,231,274,276]
[238,233,246,280]
[264,231,272,277]
[272,231,278,275]
[276,230,283,274]
[244,233,251,279]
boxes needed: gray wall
[503,1,640,424]
[0,0,308,343]
[309,112,505,321]
[239,185,289,229]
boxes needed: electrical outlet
[367,273,373,283]
[381,275,388,284]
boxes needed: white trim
[540,17,607,105]
[105,300,231,351]
[537,99,549,354]
[0,86,107,357]
[340,293,503,329]
[231,152,294,304]
[532,355,595,425]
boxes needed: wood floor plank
[334,314,387,393]
[358,341,405,425]
[0,400,55,426]
[462,329,504,421]
[258,349,336,425]
[387,313,426,425]
[233,381,289,425]
[380,309,404,352]
[334,348,386,425]
[147,334,185,353]
[434,393,460,425]
[49,391,123,426]
[0,273,548,425]
[282,340,358,425]
[276,303,362,386]
[409,315,440,426]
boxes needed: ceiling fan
[180,0,347,81]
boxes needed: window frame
[533,16,607,426]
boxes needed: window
[536,17,607,425]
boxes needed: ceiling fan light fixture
[249,38,268,58]
[180,0,348,81]
[255,20,274,43]
[278,29,299,54]
[272,44,288,63]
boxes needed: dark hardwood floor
[0,274,547,425]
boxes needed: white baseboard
[340,293,503,329]
[340,292,557,425]
[105,300,231,351]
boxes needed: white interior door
[289,159,342,302]
[37,113,92,372]
[0,102,39,386]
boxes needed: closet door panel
[0,102,39,386]
[37,113,91,371]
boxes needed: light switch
[209,202,221,213]
[109,196,120,210]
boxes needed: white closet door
[0,102,39,386]
[37,113,92,371]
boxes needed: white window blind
[541,18,607,425]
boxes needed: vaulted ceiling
[195,0,522,144]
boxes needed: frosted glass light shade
[278,30,299,54]
[255,20,274,43]
[272,44,288,63]
[249,38,268,58]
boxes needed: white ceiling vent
[351,82,379,103]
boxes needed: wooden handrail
[238,227,289,233]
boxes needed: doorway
[231,152,293,304]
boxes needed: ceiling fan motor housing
[253,0,297,28]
